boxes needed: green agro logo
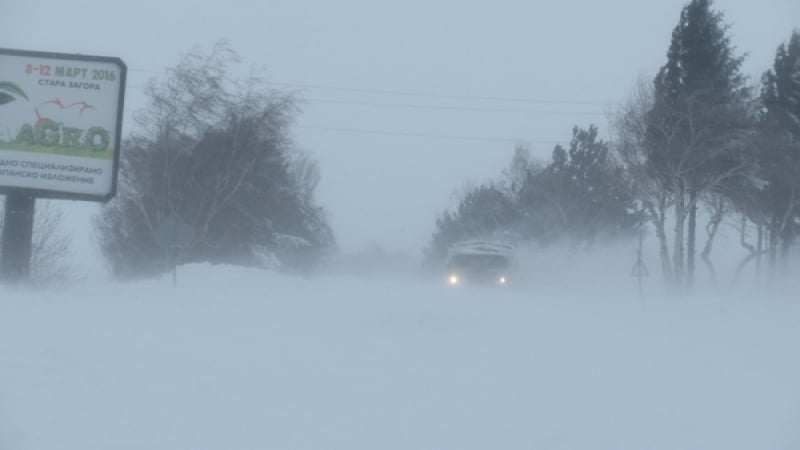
[0,86,113,158]
[15,122,110,153]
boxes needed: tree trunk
[780,187,797,274]
[756,222,764,288]
[700,196,725,286]
[769,217,779,277]
[687,188,697,292]
[733,216,761,287]
[649,198,673,286]
[673,180,686,293]
[734,249,768,286]
[780,224,793,273]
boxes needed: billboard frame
[0,47,126,203]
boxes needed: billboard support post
[1,190,35,281]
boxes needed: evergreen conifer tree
[646,0,751,292]
[756,31,800,267]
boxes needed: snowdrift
[1,263,798,449]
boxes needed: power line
[127,67,617,107]
[302,98,606,116]
[271,81,617,106]
[123,85,606,116]
[295,124,563,145]
[125,67,589,144]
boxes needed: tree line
[426,0,799,294]
[3,1,795,287]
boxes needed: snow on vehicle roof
[447,240,515,258]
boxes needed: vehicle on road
[445,240,515,286]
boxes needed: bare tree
[612,78,675,286]
[646,88,753,291]
[698,191,729,284]
[612,78,754,294]
[96,41,335,278]
[0,199,74,285]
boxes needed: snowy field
[1,262,800,450]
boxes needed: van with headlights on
[445,240,515,286]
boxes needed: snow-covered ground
[1,262,799,449]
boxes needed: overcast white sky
[3,0,798,261]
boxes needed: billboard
[0,48,126,202]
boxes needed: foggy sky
[3,0,798,261]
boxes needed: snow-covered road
[1,264,799,449]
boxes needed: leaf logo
[0,81,29,106]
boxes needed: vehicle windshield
[448,253,510,272]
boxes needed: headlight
[499,276,506,284]
[449,275,459,285]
